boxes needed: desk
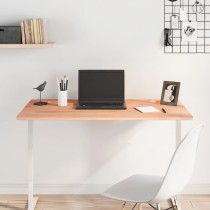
[17,99,193,210]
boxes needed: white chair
[102,124,204,210]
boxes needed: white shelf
[0,42,56,48]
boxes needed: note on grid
[135,106,160,113]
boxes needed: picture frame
[160,81,180,106]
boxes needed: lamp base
[34,101,48,106]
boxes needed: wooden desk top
[16,99,193,121]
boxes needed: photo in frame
[182,21,197,42]
[160,81,180,106]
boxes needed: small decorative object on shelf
[0,26,21,44]
[33,81,48,106]
[160,81,180,106]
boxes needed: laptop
[76,70,127,109]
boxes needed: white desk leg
[175,120,182,206]
[28,121,38,210]
[176,120,181,148]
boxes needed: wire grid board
[164,0,210,53]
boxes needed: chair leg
[137,203,142,210]
[170,197,177,210]
[121,202,142,210]
[170,197,182,210]
[157,203,161,210]
[121,201,126,210]
[174,197,182,210]
[132,203,137,210]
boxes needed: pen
[63,76,66,91]
[66,77,68,90]
[57,76,69,91]
[64,76,68,90]
[56,76,60,90]
[61,80,63,91]
[162,108,166,113]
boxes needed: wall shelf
[0,42,56,49]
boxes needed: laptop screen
[78,70,125,103]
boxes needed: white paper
[171,15,179,29]
[135,106,160,113]
[180,8,187,21]
[182,21,197,42]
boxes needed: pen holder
[58,90,68,106]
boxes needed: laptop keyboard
[77,103,126,109]
[82,103,123,107]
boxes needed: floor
[0,195,209,210]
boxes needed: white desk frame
[16,99,192,210]
[27,120,182,210]
[28,121,38,210]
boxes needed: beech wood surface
[17,99,193,121]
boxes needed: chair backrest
[152,124,204,203]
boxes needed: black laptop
[76,70,127,109]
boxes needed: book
[30,19,35,44]
[20,21,25,44]
[33,19,39,44]
[42,19,48,44]
[38,19,43,44]
[28,20,33,44]
[21,18,48,44]
[36,19,41,44]
[24,20,30,44]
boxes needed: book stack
[20,18,48,44]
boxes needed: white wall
[0,0,210,194]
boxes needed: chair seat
[103,174,164,203]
